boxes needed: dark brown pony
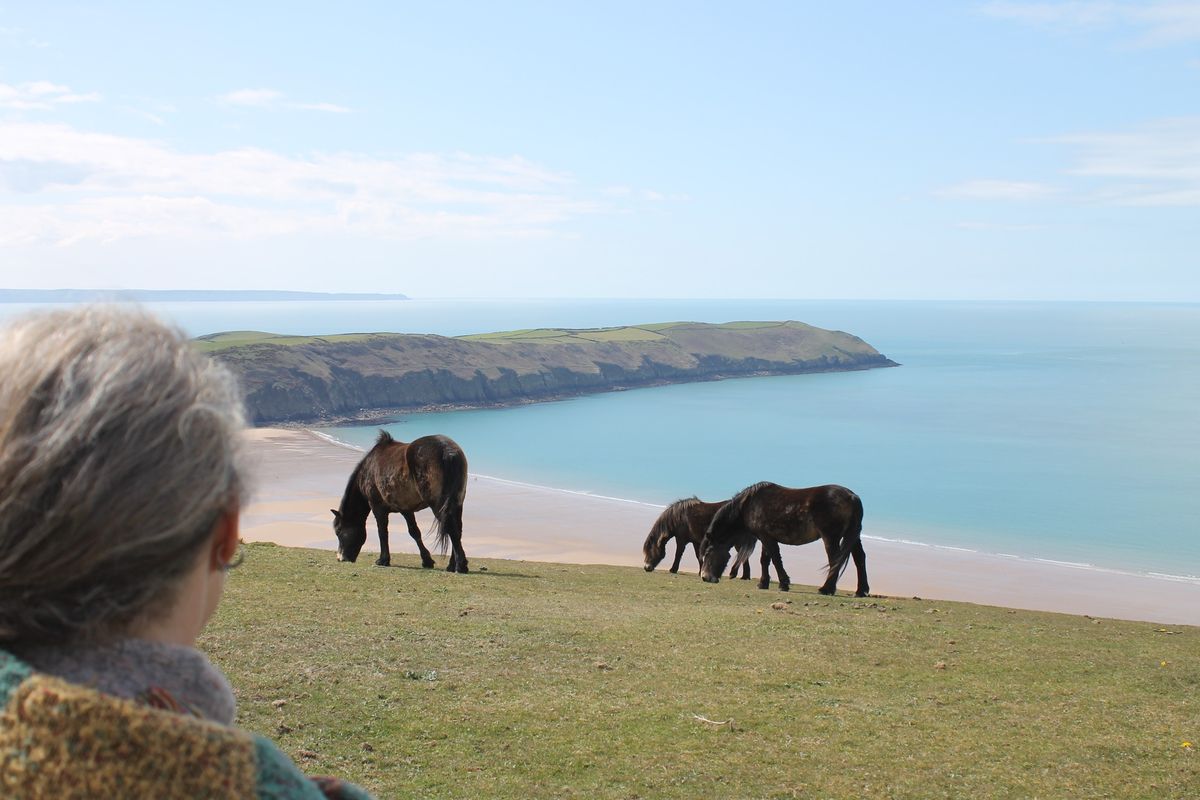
[332,431,469,572]
[699,482,868,596]
[643,497,754,579]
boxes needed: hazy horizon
[4,289,1198,305]
[4,2,1199,302]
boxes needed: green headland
[200,320,898,424]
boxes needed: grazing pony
[332,431,469,572]
[643,497,754,579]
[699,482,868,596]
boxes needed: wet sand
[241,428,1199,626]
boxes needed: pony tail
[433,445,467,554]
[825,493,864,580]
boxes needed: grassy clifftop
[202,320,897,425]
[204,544,1199,799]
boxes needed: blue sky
[1,1,1198,299]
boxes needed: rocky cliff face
[203,321,897,425]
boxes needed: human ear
[210,507,241,571]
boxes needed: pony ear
[331,509,341,519]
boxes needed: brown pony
[642,497,754,579]
[332,431,469,572]
[699,482,868,596]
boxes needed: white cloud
[0,26,50,49]
[937,179,1060,200]
[983,1,1200,46]
[0,122,611,246]
[1051,117,1200,180]
[0,81,101,111]
[942,117,1200,207]
[125,108,168,126]
[1050,116,1200,204]
[219,88,351,113]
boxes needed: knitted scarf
[12,638,236,724]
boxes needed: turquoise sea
[4,298,1198,579]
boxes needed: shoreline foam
[240,427,1200,627]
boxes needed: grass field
[193,331,379,353]
[197,321,804,351]
[203,544,1198,799]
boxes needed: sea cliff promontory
[200,320,898,425]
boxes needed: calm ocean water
[4,298,1198,578]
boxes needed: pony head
[642,519,670,571]
[699,489,756,583]
[698,537,731,584]
[643,497,698,572]
[331,509,367,563]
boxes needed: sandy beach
[241,428,1199,626]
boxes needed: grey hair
[0,305,248,645]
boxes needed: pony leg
[448,533,469,574]
[757,544,773,590]
[444,506,468,574]
[669,537,685,574]
[728,541,749,579]
[851,541,870,597]
[401,511,435,568]
[770,545,790,592]
[371,507,391,567]
[818,539,840,595]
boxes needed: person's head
[0,305,248,647]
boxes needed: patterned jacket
[0,648,374,799]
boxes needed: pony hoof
[456,565,469,574]
[421,560,435,569]
[779,584,790,592]
[374,557,390,567]
[856,591,870,598]
[818,587,836,596]
[757,582,770,591]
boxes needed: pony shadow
[371,560,541,580]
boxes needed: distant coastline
[0,289,409,303]
[204,320,898,425]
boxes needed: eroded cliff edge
[199,320,898,425]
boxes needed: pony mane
[709,481,774,536]
[337,455,371,520]
[667,496,702,514]
[650,496,701,540]
[342,430,396,516]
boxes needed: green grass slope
[203,544,1198,799]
